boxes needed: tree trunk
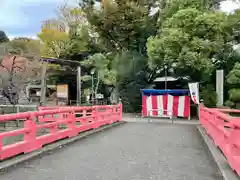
[110,88,119,104]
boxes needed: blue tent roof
[141,89,189,96]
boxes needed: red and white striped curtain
[142,94,190,118]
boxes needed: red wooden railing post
[113,105,117,122]
[0,135,2,156]
[107,106,112,124]
[102,106,108,125]
[119,103,123,121]
[24,115,41,153]
[115,105,118,122]
[114,104,119,122]
[50,123,58,135]
[81,108,87,126]
[92,106,100,129]
[67,109,78,137]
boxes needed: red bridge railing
[0,104,122,161]
[200,105,240,176]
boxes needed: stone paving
[0,121,223,180]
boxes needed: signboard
[57,84,68,98]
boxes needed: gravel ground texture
[0,122,223,180]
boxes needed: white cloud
[8,35,38,40]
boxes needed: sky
[0,0,78,39]
[0,0,239,39]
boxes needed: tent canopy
[141,89,189,96]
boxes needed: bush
[225,100,235,108]
[200,84,217,108]
[229,88,240,102]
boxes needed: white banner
[188,82,200,104]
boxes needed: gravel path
[0,122,223,180]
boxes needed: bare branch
[0,55,43,105]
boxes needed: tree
[225,62,240,108]
[57,4,89,29]
[0,31,9,43]
[146,0,238,107]
[53,4,109,103]
[80,0,159,54]
[76,0,160,108]
[47,0,233,108]
[0,55,43,104]
[81,53,117,84]
[0,38,43,105]
[34,0,230,110]
[51,5,98,102]
[147,0,232,83]
[228,9,240,45]
[9,37,41,55]
[38,28,70,58]
[80,50,149,108]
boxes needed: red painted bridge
[0,104,239,179]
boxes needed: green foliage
[226,63,240,108]
[229,88,240,102]
[81,53,117,85]
[227,63,240,86]
[0,31,9,43]
[147,0,232,82]
[225,100,235,108]
[200,84,217,107]
[227,9,240,44]
[77,0,159,106]
[66,25,89,56]
[34,0,239,110]
[82,0,158,54]
[115,51,149,111]
[7,37,41,55]
[38,28,70,58]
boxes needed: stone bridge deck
[0,120,223,180]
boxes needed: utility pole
[164,65,167,90]
[91,71,94,105]
[77,66,81,105]
[95,71,100,98]
[40,63,47,106]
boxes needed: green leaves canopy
[81,0,158,54]
[0,31,9,43]
[147,0,232,81]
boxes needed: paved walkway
[0,122,223,180]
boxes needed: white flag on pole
[188,82,200,104]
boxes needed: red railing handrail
[200,104,240,176]
[213,108,240,113]
[0,104,123,161]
